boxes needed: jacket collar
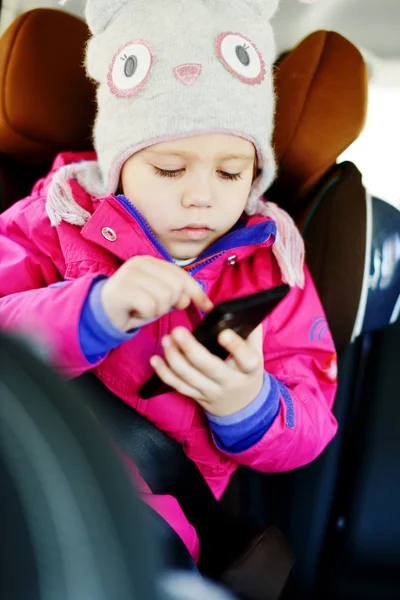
[81,194,276,273]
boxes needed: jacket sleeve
[217,265,338,472]
[0,196,104,378]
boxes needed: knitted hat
[84,0,280,211]
[50,0,304,287]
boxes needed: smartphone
[138,284,290,399]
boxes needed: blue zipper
[116,194,173,263]
[189,254,222,276]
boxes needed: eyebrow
[146,150,255,161]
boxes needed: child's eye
[218,171,242,181]
[153,167,183,178]
[153,167,242,181]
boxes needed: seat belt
[75,372,294,599]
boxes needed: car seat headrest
[0,8,95,166]
[269,30,368,214]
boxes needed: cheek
[122,172,175,230]
[132,190,174,233]
[141,203,168,230]
[222,183,251,216]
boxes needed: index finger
[180,270,214,313]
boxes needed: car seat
[0,332,160,600]
[258,30,400,599]
[0,8,94,211]
[0,9,399,600]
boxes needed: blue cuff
[207,372,281,453]
[79,277,139,364]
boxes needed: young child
[0,0,338,561]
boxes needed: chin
[168,242,207,260]
[171,251,198,261]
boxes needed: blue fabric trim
[79,276,139,364]
[277,381,296,428]
[116,195,173,262]
[195,220,276,262]
[188,255,222,277]
[88,278,139,340]
[206,372,271,425]
[209,373,281,453]
[48,281,73,289]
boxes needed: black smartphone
[138,284,290,400]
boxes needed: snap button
[101,227,117,242]
[226,254,237,266]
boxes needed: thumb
[247,324,264,354]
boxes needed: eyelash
[153,167,242,181]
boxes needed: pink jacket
[0,152,338,559]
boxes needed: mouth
[171,224,212,241]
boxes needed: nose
[182,178,213,209]
[173,63,202,86]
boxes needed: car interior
[0,1,399,599]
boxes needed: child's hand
[150,324,265,417]
[101,256,213,332]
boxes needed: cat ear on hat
[251,0,280,18]
[84,0,132,35]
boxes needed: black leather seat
[0,333,160,600]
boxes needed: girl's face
[121,134,256,260]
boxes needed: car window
[339,83,400,209]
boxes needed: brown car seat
[270,29,369,352]
[0,8,95,209]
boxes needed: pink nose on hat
[173,63,202,86]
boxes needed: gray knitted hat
[84,0,280,212]
[50,0,305,287]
